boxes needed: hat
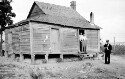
[106,40,109,42]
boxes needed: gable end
[27,2,45,18]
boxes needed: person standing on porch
[104,40,112,64]
[79,33,83,52]
[82,34,87,53]
[79,33,87,52]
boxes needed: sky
[10,0,125,42]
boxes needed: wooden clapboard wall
[29,4,45,18]
[12,27,20,54]
[86,30,99,51]
[32,23,50,54]
[5,29,13,54]
[5,24,30,54]
[60,28,79,54]
[20,24,30,54]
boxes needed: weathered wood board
[5,21,100,55]
[85,30,99,52]
[60,28,79,54]
[29,4,45,18]
[20,31,30,54]
[5,24,30,54]
[32,23,51,54]
[5,29,13,54]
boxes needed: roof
[30,14,100,29]
[27,1,84,19]
[10,1,101,29]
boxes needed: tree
[0,0,16,56]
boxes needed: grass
[0,75,4,79]
[112,45,125,55]
[29,67,62,79]
[30,71,44,79]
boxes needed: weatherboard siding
[86,30,99,52]
[12,31,20,54]
[17,24,30,54]
[31,23,51,54]
[29,4,45,18]
[20,31,30,54]
[5,29,13,54]
[5,24,30,54]
[60,28,79,54]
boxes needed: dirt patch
[0,55,125,79]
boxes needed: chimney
[70,1,76,10]
[90,12,94,24]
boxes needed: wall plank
[20,30,30,54]
[32,23,51,53]
[29,4,45,18]
[5,24,31,54]
[86,30,99,51]
[60,28,78,54]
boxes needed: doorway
[79,30,85,35]
[79,29,87,53]
[51,28,60,53]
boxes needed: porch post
[4,51,8,58]
[78,29,80,53]
[60,54,63,61]
[98,30,100,52]
[20,53,24,61]
[45,54,48,63]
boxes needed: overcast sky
[11,0,125,42]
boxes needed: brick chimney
[90,12,94,24]
[70,1,76,10]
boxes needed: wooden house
[5,1,101,63]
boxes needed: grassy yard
[0,54,125,79]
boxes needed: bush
[30,71,44,79]
[112,45,125,55]
[29,69,58,79]
[29,69,44,79]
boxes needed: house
[4,1,101,64]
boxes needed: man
[82,34,87,53]
[79,33,87,52]
[79,33,83,52]
[104,40,112,64]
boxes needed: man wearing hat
[104,40,112,64]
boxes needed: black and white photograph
[0,0,125,79]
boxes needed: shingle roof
[34,1,85,19]
[30,14,100,29]
[11,1,101,29]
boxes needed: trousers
[80,41,86,52]
[105,53,110,64]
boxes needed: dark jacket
[104,44,112,54]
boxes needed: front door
[79,29,86,53]
[51,28,59,53]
